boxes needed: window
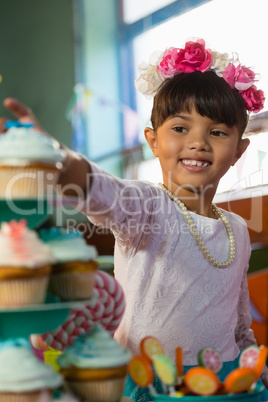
[122,0,177,24]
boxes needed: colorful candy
[140,336,165,364]
[198,346,223,373]
[224,367,257,393]
[175,347,183,381]
[184,366,220,396]
[153,355,177,386]
[239,345,260,369]
[254,345,268,379]
[128,338,267,398]
[128,355,154,388]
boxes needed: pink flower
[175,39,212,73]
[240,85,265,113]
[158,47,181,78]
[235,66,256,90]
[223,64,256,91]
[157,39,212,78]
[222,63,240,88]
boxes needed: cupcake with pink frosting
[0,219,55,307]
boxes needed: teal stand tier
[0,198,50,229]
[0,295,80,339]
[152,384,264,401]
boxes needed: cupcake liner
[0,390,49,402]
[0,276,49,307]
[0,166,59,199]
[65,377,126,402]
[49,271,96,301]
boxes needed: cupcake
[0,338,63,402]
[58,324,132,402]
[0,219,55,307]
[0,121,66,199]
[39,227,98,301]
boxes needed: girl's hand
[0,97,44,133]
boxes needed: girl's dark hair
[151,71,249,136]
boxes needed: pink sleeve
[80,160,161,243]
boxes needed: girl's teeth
[182,160,209,167]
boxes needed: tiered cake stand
[0,198,78,340]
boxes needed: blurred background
[1,0,268,345]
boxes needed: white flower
[134,50,165,99]
[210,51,232,77]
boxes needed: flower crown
[135,39,265,114]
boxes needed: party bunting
[66,83,139,154]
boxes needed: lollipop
[153,354,177,394]
[198,347,223,373]
[254,345,268,379]
[42,270,125,349]
[175,347,183,384]
[140,336,165,364]
[128,355,156,394]
[224,367,257,394]
[184,366,220,396]
[239,345,260,369]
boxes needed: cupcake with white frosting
[0,338,62,402]
[39,227,98,301]
[0,122,66,199]
[58,324,131,402]
[0,219,55,307]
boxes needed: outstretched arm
[0,98,91,198]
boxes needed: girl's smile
[145,107,249,214]
[180,158,211,170]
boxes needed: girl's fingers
[3,97,34,118]
[2,97,43,131]
[0,117,8,133]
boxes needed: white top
[82,161,268,384]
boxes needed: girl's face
[145,107,249,201]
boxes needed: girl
[1,38,268,401]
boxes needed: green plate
[0,199,50,229]
[0,295,80,339]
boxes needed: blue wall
[81,0,122,176]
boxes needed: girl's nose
[186,132,211,151]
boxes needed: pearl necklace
[158,183,235,268]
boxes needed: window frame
[118,0,213,118]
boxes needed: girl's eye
[173,126,187,133]
[211,130,227,137]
